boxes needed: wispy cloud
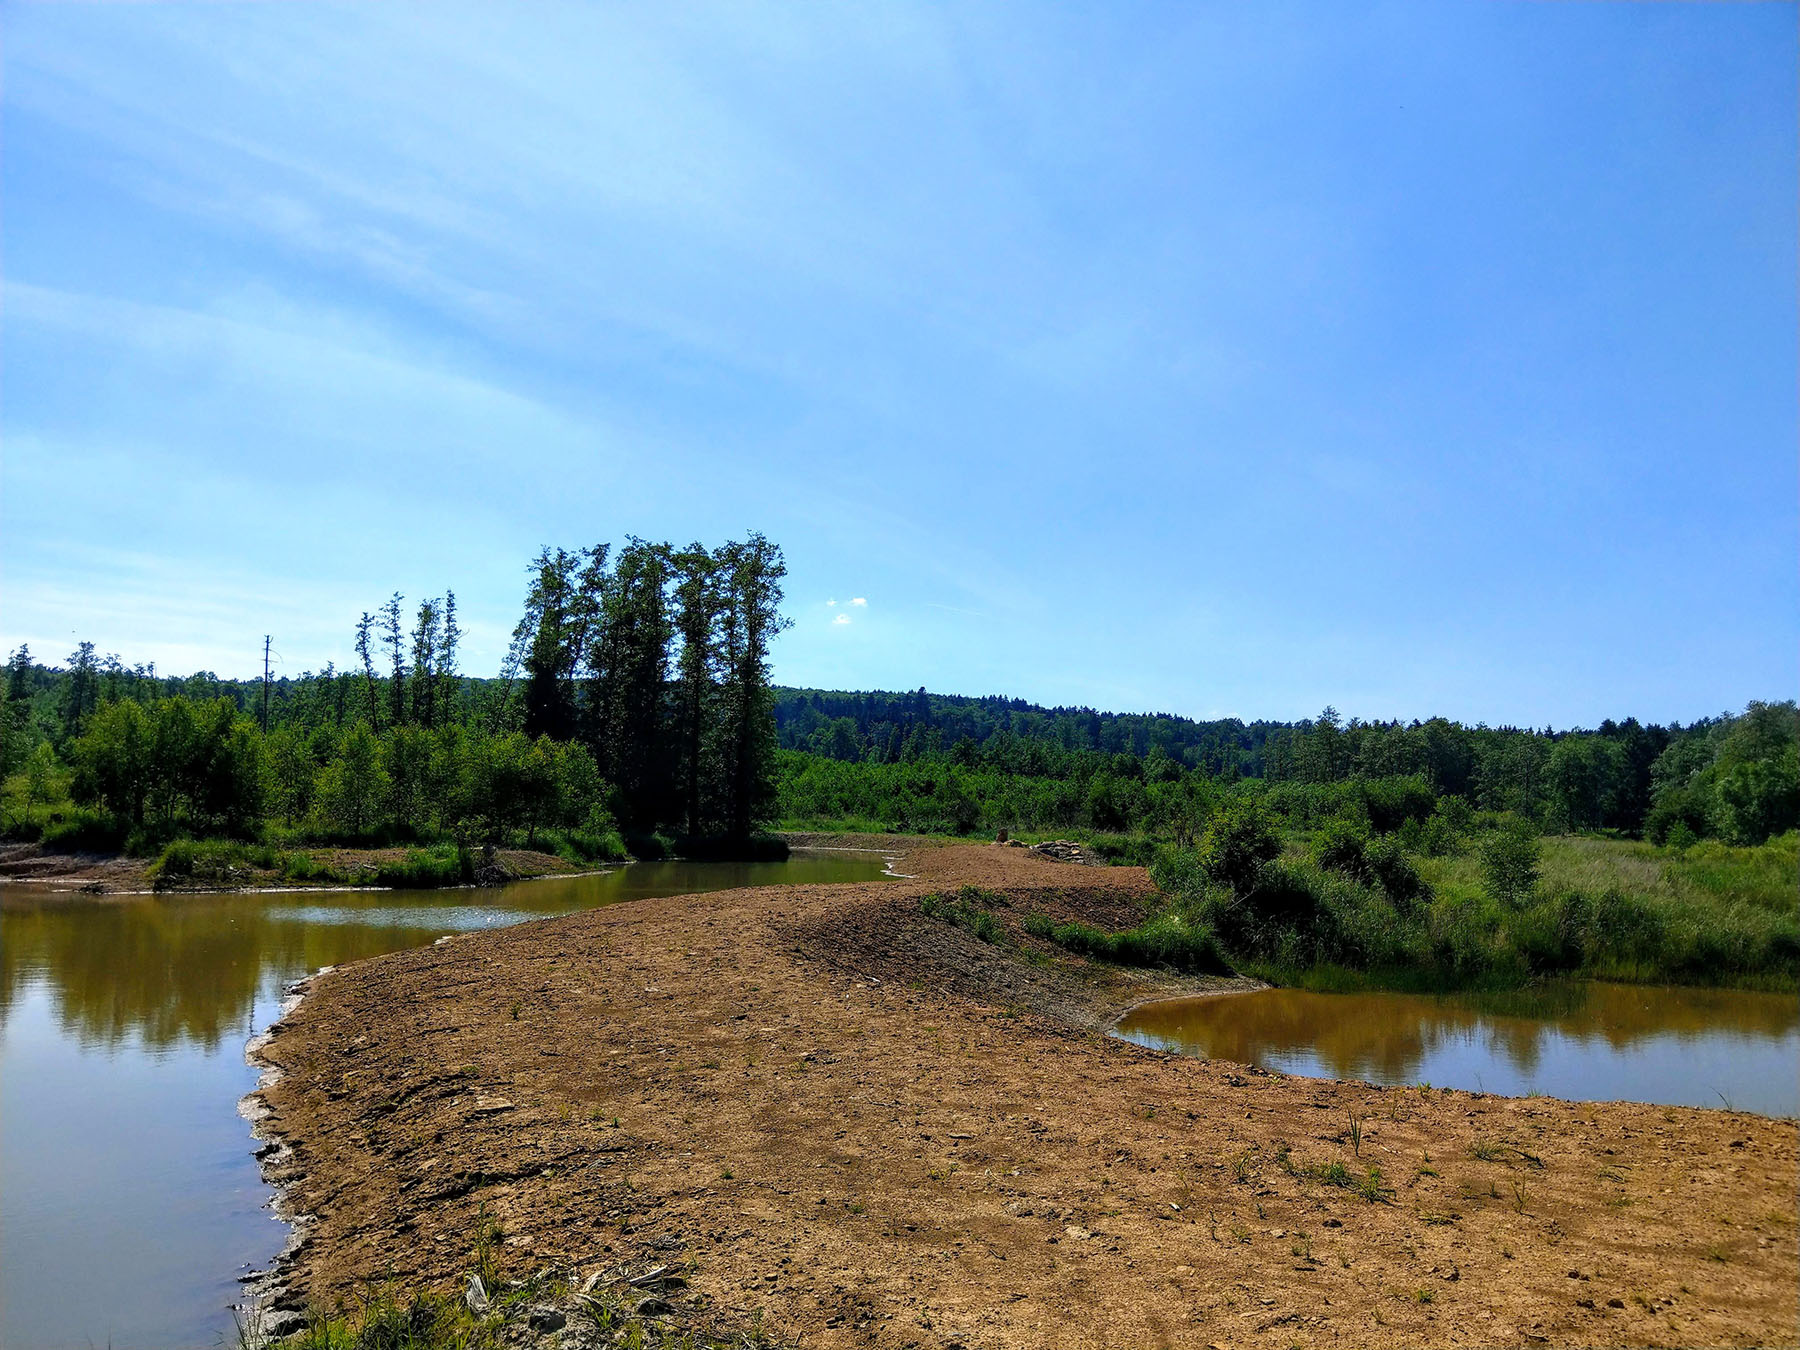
[832,613,851,626]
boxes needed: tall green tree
[671,543,722,836]
[588,539,673,827]
[716,533,789,840]
[381,593,408,730]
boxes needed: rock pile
[1028,839,1089,863]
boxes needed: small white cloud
[850,596,867,606]
[832,613,851,625]
[825,598,837,607]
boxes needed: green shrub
[547,827,629,864]
[368,845,470,889]
[1195,799,1283,893]
[1086,833,1158,866]
[147,837,281,888]
[1024,909,1227,973]
[919,888,1004,943]
[39,810,128,854]
[1479,822,1541,907]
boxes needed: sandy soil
[255,843,1798,1348]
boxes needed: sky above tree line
[3,2,1793,729]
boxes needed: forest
[3,565,1795,986]
[774,687,1797,847]
[0,534,790,872]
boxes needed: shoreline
[248,842,1798,1348]
[239,968,333,1343]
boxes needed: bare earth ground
[255,842,1799,1349]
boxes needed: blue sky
[2,2,1793,728]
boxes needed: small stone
[527,1306,566,1332]
[1607,1298,1625,1309]
[264,1312,307,1338]
[634,1296,674,1317]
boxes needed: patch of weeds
[1022,908,1227,973]
[918,888,1005,943]
[1306,1160,1390,1203]
[1470,1139,1545,1169]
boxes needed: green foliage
[1479,821,1541,908]
[919,887,1004,943]
[1194,799,1283,892]
[1023,909,1227,973]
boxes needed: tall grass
[1023,909,1229,974]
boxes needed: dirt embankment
[254,843,1798,1349]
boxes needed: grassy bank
[897,808,1797,994]
[1147,817,1799,993]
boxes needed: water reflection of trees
[0,893,476,1051]
[1123,983,1800,1086]
[0,858,883,1053]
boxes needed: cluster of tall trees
[499,534,788,837]
[1,534,790,850]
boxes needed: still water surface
[1115,981,1800,1117]
[0,853,889,1350]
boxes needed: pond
[1115,981,1800,1118]
[0,851,893,1350]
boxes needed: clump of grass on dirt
[918,886,1004,943]
[1023,909,1227,974]
[148,838,283,888]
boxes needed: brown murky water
[1115,981,1800,1117]
[0,852,892,1350]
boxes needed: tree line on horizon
[774,690,1796,848]
[0,533,790,856]
[1,593,1793,853]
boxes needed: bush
[1314,817,1371,880]
[1195,800,1282,893]
[368,846,471,889]
[40,810,128,854]
[1479,822,1540,908]
[1086,833,1158,866]
[547,827,629,865]
[1024,909,1227,973]
[147,837,281,888]
[1365,835,1426,908]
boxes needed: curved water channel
[1115,981,1800,1117]
[0,852,892,1350]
